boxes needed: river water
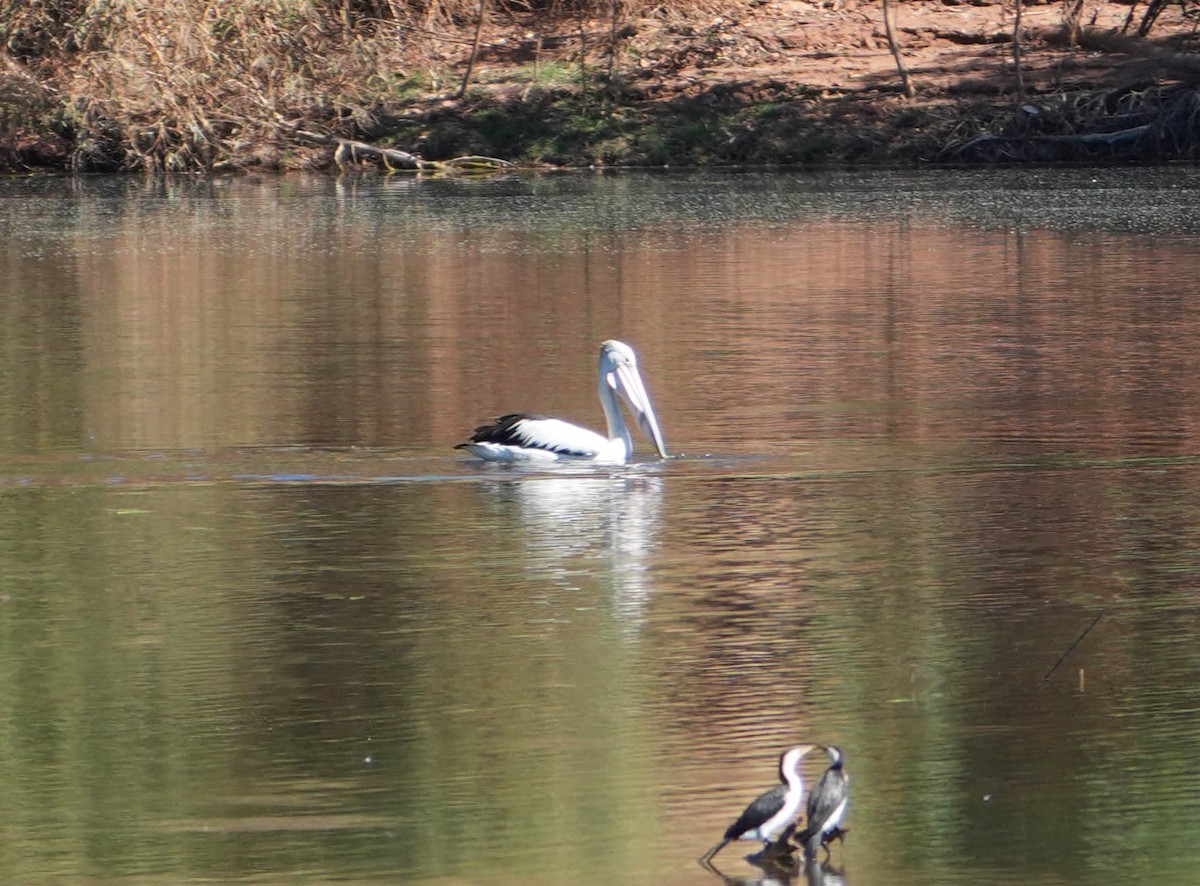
[2,169,1200,884]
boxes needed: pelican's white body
[462,419,628,464]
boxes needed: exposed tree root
[944,84,1200,162]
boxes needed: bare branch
[882,0,915,98]
[1013,0,1026,104]
[459,0,488,98]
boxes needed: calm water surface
[3,169,1200,884]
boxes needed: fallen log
[295,129,429,170]
[294,129,515,172]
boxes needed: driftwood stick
[441,154,517,169]
[1045,609,1105,682]
[296,130,426,169]
[295,130,515,171]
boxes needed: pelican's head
[599,340,668,459]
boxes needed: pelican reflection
[479,470,664,626]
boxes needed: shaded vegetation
[394,85,908,167]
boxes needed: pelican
[700,744,817,864]
[796,745,849,861]
[457,340,668,464]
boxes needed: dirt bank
[387,0,1200,167]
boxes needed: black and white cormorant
[797,745,849,860]
[456,339,668,464]
[700,744,817,863]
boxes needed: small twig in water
[1045,609,1104,682]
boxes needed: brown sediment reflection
[2,172,1200,884]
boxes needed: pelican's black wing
[457,413,603,458]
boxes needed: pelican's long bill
[609,358,668,459]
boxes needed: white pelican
[700,745,818,863]
[457,340,668,464]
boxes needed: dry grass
[1,0,665,170]
[8,0,417,169]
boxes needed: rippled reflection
[4,171,1200,884]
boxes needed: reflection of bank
[485,468,664,627]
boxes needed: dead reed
[1,0,662,170]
